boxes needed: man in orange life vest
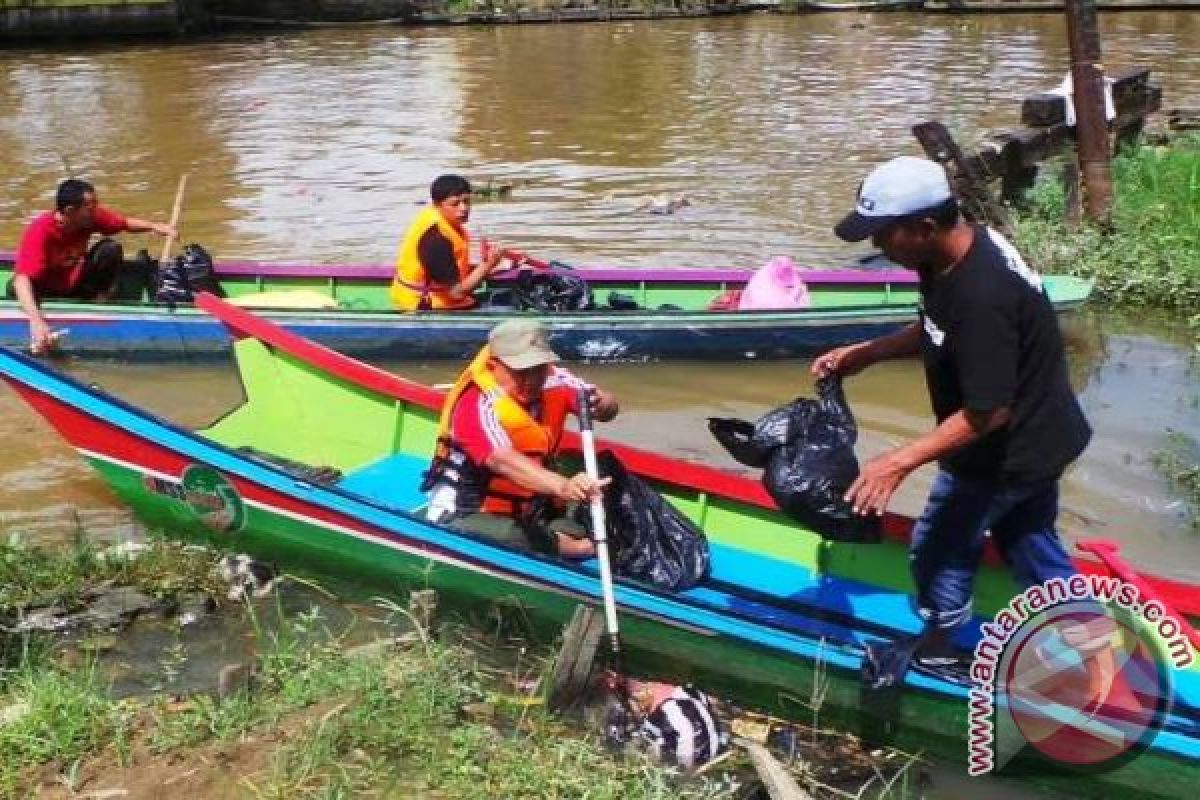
[422,319,619,558]
[391,174,508,311]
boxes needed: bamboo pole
[160,174,188,265]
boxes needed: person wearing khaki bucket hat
[422,319,620,558]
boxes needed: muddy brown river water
[1,13,1199,797]
[0,11,1197,577]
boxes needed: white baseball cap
[834,156,955,242]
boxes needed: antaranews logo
[968,574,1194,776]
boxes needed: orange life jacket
[425,346,573,516]
[391,205,474,311]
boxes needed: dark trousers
[910,469,1078,630]
[443,508,589,556]
[5,238,125,301]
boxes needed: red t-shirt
[14,207,128,295]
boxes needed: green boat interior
[0,257,1089,315]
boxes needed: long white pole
[577,388,622,668]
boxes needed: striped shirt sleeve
[450,385,513,465]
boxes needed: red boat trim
[196,292,780,509]
[5,339,1197,639]
[1076,538,1200,640]
[9,379,601,603]
[196,292,446,410]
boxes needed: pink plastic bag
[737,256,810,311]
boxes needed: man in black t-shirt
[813,157,1091,682]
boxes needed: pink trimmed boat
[0,252,1093,360]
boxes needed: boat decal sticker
[143,463,246,534]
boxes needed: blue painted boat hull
[0,302,924,361]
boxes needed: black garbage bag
[155,243,225,304]
[588,450,710,590]
[708,376,881,543]
[606,291,639,311]
[513,269,592,312]
[707,417,769,468]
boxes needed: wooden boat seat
[336,452,430,512]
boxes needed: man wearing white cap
[813,156,1091,682]
[422,319,619,558]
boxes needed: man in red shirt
[10,179,175,354]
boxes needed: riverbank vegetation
[1154,431,1200,533]
[1014,133,1200,332]
[1,532,221,617]
[2,535,924,799]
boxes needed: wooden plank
[1021,67,1150,128]
[966,83,1161,201]
[0,1,172,7]
[736,738,814,800]
[1063,161,1083,231]
[548,605,604,711]
[912,120,1013,236]
[925,0,1200,12]
[1168,108,1200,131]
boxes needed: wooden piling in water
[1064,0,1114,226]
[548,605,604,711]
[913,121,1014,236]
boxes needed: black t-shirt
[918,226,1091,482]
[417,226,460,287]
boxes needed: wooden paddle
[160,174,188,265]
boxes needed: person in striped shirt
[423,319,618,557]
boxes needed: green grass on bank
[0,535,733,798]
[1,606,734,799]
[0,654,138,796]
[1014,133,1200,329]
[0,532,223,618]
[1154,431,1200,533]
[0,539,919,799]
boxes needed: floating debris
[217,554,281,601]
[634,192,691,215]
[474,180,516,200]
